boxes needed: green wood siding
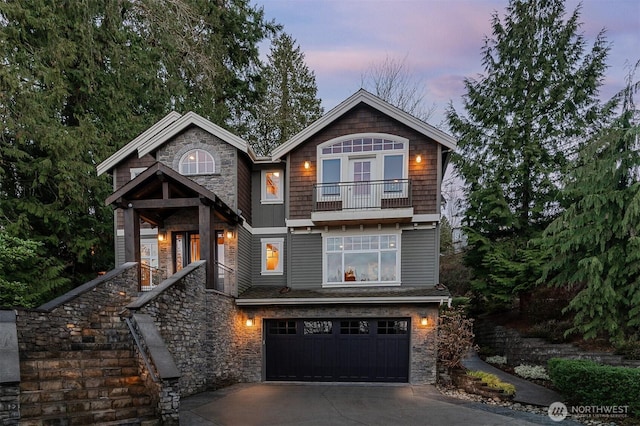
[401,228,437,286]
[290,233,323,289]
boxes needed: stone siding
[156,127,238,210]
[238,304,440,384]
[475,320,640,368]
[128,262,246,397]
[0,385,19,426]
[14,264,158,424]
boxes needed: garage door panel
[266,318,409,383]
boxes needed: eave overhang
[236,295,452,306]
[271,89,457,160]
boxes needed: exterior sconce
[246,316,255,327]
[416,154,422,164]
[226,230,234,240]
[420,316,429,326]
[157,231,166,242]
[304,160,311,170]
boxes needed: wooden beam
[123,207,141,289]
[199,204,216,290]
[128,198,201,209]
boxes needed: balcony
[311,179,413,224]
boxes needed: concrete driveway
[180,383,570,425]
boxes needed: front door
[174,231,200,273]
[347,158,378,209]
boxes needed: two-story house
[98,89,456,384]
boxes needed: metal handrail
[313,179,412,211]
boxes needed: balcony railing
[313,179,412,212]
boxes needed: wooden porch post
[123,205,141,287]
[199,203,216,290]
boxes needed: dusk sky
[256,0,640,129]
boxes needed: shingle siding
[288,104,439,219]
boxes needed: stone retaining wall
[475,320,640,368]
[127,261,244,397]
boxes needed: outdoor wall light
[416,154,422,164]
[157,231,166,242]
[420,316,429,326]
[304,160,311,170]
[226,230,234,240]
[246,316,255,327]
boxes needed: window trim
[130,167,147,180]
[261,237,284,275]
[316,134,409,202]
[322,231,401,287]
[179,149,215,175]
[261,170,284,204]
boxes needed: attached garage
[265,318,410,382]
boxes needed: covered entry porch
[105,162,242,291]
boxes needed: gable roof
[97,111,182,176]
[105,162,242,225]
[97,111,258,176]
[271,89,457,160]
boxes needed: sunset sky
[257,0,640,129]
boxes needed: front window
[261,238,284,275]
[179,149,215,175]
[261,170,283,204]
[324,234,399,285]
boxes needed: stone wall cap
[36,263,138,312]
[0,310,20,383]
[132,314,181,379]
[127,261,206,310]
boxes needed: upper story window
[318,135,408,186]
[261,170,283,204]
[179,149,215,175]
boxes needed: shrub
[615,339,640,360]
[437,306,478,371]
[514,364,550,380]
[485,355,507,365]
[467,371,516,396]
[548,358,640,417]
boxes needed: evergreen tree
[0,231,68,308]
[0,0,275,289]
[446,0,610,307]
[245,32,323,156]
[540,70,640,341]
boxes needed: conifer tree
[540,69,640,341]
[0,0,275,289]
[245,32,323,156]
[446,0,610,306]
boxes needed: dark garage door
[265,319,410,382]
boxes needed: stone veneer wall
[475,320,640,368]
[0,385,19,425]
[129,261,247,396]
[14,263,160,424]
[155,127,239,210]
[238,304,440,384]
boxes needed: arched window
[179,149,215,175]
